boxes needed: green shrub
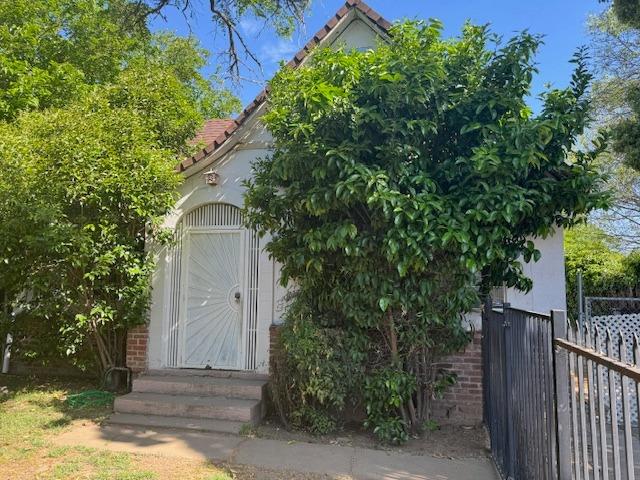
[270,295,364,434]
[290,405,337,435]
[363,368,416,444]
[0,1,238,377]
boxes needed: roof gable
[178,0,391,174]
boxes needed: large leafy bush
[269,292,365,434]
[245,20,607,442]
[0,0,239,374]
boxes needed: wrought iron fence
[482,300,558,479]
[483,301,640,480]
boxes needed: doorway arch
[165,203,259,370]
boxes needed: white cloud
[260,39,300,64]
[239,18,261,37]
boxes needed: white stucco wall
[330,16,381,51]
[147,13,388,372]
[504,229,567,314]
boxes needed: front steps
[110,369,267,434]
[133,375,265,399]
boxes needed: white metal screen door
[180,230,244,369]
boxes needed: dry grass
[0,375,235,480]
[0,375,333,480]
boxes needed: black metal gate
[482,300,560,479]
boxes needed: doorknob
[234,291,241,301]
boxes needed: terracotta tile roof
[178,0,391,173]
[190,119,236,146]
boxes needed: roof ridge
[178,0,391,173]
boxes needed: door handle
[234,291,241,301]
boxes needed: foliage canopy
[601,0,640,29]
[0,0,239,373]
[587,6,640,248]
[0,0,239,123]
[564,225,629,313]
[245,20,607,442]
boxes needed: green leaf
[379,297,390,312]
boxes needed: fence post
[577,271,584,330]
[552,309,572,480]
[482,296,491,426]
[502,303,517,479]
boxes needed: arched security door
[165,203,259,370]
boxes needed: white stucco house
[114,0,566,431]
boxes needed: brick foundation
[431,331,483,425]
[126,324,149,374]
[268,324,484,426]
[269,324,282,370]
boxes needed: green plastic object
[66,390,115,409]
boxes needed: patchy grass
[0,375,235,480]
[0,375,111,463]
[238,423,257,437]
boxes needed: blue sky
[151,0,608,114]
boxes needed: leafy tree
[600,0,640,28]
[0,0,240,122]
[0,1,239,374]
[244,21,607,442]
[564,224,630,314]
[0,0,144,121]
[587,8,640,247]
[564,223,640,316]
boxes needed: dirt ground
[248,416,490,459]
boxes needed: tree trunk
[387,309,399,366]
[91,319,113,375]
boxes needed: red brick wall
[431,331,483,425]
[269,324,282,371]
[126,324,149,374]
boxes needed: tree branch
[132,0,309,79]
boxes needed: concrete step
[114,392,262,425]
[107,413,247,434]
[147,368,269,381]
[133,375,266,400]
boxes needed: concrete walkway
[55,424,499,480]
